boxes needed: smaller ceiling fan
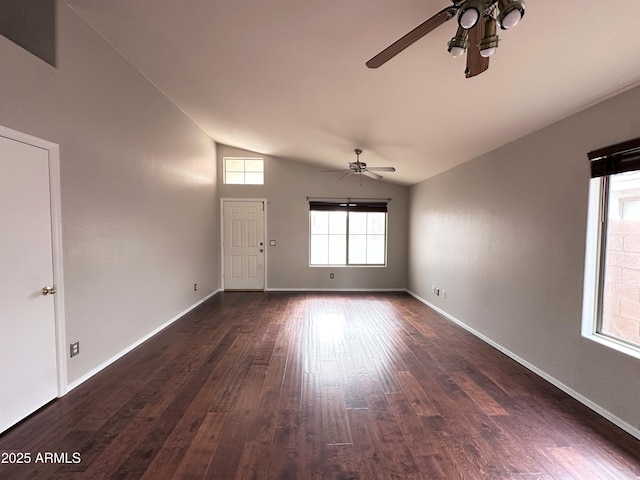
[325,149,396,181]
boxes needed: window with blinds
[584,137,640,355]
[308,201,388,266]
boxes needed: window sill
[309,264,387,268]
[582,331,640,362]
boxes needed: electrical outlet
[442,290,446,299]
[194,283,197,291]
[70,342,79,357]
[330,272,335,279]
[432,285,436,293]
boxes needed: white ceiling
[64,0,640,185]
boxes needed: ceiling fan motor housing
[349,161,366,172]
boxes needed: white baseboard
[66,290,221,392]
[406,289,640,441]
[266,288,406,292]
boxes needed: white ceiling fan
[325,149,396,181]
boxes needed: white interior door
[0,134,59,433]
[223,200,265,290]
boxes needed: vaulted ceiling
[65,0,640,185]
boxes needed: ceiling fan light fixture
[447,26,469,57]
[479,46,496,58]
[479,16,499,57]
[458,7,480,29]
[497,0,525,29]
[365,0,525,78]
[458,0,485,29]
[449,46,466,58]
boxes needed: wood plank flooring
[1,292,639,479]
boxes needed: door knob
[41,286,56,296]
[259,249,264,252]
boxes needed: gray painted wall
[217,145,408,290]
[0,2,219,385]
[408,86,640,433]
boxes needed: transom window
[309,200,387,266]
[583,137,640,357]
[223,157,264,184]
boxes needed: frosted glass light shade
[480,47,496,57]
[450,46,465,58]
[500,9,522,29]
[459,8,479,29]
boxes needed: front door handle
[41,286,56,295]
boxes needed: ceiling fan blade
[366,167,396,172]
[366,6,457,69]
[362,170,383,180]
[338,172,355,180]
[465,18,489,78]
[322,169,353,172]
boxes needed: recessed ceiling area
[64,0,640,185]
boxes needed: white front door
[223,200,265,290]
[0,134,59,433]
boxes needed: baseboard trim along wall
[406,290,640,442]
[66,289,221,392]
[266,288,406,292]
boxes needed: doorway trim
[0,124,67,396]
[220,198,268,291]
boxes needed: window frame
[619,196,640,220]
[308,201,389,267]
[223,157,264,185]
[582,137,640,360]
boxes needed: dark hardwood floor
[1,292,639,479]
